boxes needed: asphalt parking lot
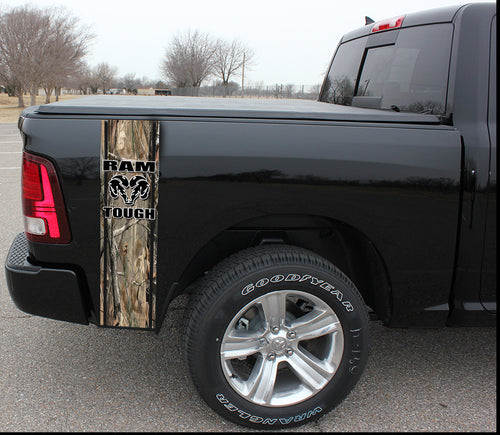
[0,122,496,432]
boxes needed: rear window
[320,24,453,114]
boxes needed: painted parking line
[0,167,21,170]
[0,152,22,154]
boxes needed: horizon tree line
[161,29,254,96]
[1,4,321,105]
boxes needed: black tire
[185,245,369,429]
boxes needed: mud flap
[100,120,160,329]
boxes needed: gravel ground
[0,122,496,432]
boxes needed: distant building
[155,89,172,96]
[136,87,155,96]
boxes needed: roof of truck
[31,95,443,124]
[341,2,495,42]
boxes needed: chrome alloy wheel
[220,290,344,407]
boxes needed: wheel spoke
[220,330,263,360]
[287,348,334,392]
[244,357,279,405]
[258,291,287,327]
[291,308,341,341]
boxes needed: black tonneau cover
[33,96,441,124]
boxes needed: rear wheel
[185,245,369,429]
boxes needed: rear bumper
[4,232,88,324]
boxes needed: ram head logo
[108,174,150,206]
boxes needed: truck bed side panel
[22,117,461,326]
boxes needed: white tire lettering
[331,290,343,301]
[320,282,335,291]
[238,410,251,419]
[256,278,269,288]
[270,274,285,283]
[343,301,354,311]
[294,413,307,422]
[225,403,238,412]
[216,393,228,404]
[307,407,323,418]
[216,394,323,426]
[262,418,277,425]
[241,284,254,296]
[310,277,324,286]
[241,273,354,312]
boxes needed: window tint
[320,24,453,114]
[320,38,365,105]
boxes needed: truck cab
[320,2,497,323]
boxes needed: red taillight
[371,16,405,33]
[22,152,71,244]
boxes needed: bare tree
[0,5,92,107]
[0,6,50,106]
[161,30,215,89]
[154,80,168,89]
[0,62,24,105]
[65,63,97,94]
[94,62,118,94]
[86,66,100,94]
[309,84,322,99]
[284,84,295,98]
[273,84,283,99]
[322,76,354,105]
[39,8,93,102]
[64,68,89,94]
[120,73,140,94]
[213,39,253,96]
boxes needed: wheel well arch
[177,213,393,324]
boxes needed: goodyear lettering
[342,301,354,311]
[256,278,269,287]
[270,274,285,283]
[310,277,324,286]
[240,274,354,312]
[320,282,335,291]
[241,284,254,295]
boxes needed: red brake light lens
[371,16,405,33]
[22,158,43,200]
[22,152,71,244]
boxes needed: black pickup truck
[5,2,496,429]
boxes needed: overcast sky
[1,0,494,85]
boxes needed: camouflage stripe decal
[100,120,159,329]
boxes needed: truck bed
[31,95,441,124]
